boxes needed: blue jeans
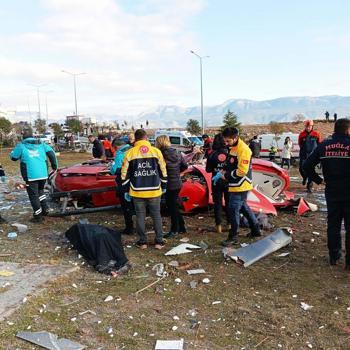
[229,191,259,237]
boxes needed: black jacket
[303,133,350,201]
[92,139,104,159]
[249,139,261,158]
[161,147,188,191]
[206,147,228,187]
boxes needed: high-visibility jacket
[224,138,253,192]
[10,138,58,182]
[121,140,167,198]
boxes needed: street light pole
[190,50,209,135]
[61,70,86,116]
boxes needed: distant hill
[135,95,350,127]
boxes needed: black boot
[221,231,239,247]
[329,251,341,266]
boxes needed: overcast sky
[1,0,350,119]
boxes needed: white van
[258,132,300,159]
[154,130,203,150]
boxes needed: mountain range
[134,95,350,127]
[9,95,350,127]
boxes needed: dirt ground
[0,150,349,350]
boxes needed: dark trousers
[281,158,291,169]
[326,197,350,263]
[133,197,163,244]
[212,181,230,226]
[299,157,312,186]
[117,183,134,233]
[26,180,48,217]
[165,189,186,233]
[228,191,259,237]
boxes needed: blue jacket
[110,144,132,177]
[10,138,58,182]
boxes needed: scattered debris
[189,281,198,289]
[7,232,17,240]
[173,316,180,320]
[11,223,28,233]
[199,241,209,250]
[296,198,318,216]
[168,261,179,268]
[223,228,293,267]
[171,326,178,331]
[165,244,201,256]
[135,276,167,295]
[155,339,184,350]
[152,264,168,277]
[277,252,290,257]
[79,310,96,316]
[16,331,85,350]
[174,278,182,284]
[202,278,210,284]
[212,301,221,305]
[312,232,320,236]
[179,237,189,243]
[240,243,249,248]
[300,302,313,311]
[104,295,113,302]
[0,270,15,277]
[186,269,206,275]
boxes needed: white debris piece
[72,283,78,289]
[240,243,249,248]
[292,295,297,298]
[168,261,179,267]
[174,278,182,284]
[165,244,201,256]
[312,232,320,236]
[277,252,290,257]
[212,301,222,305]
[179,237,189,243]
[155,338,184,350]
[300,302,313,311]
[173,316,180,320]
[186,269,206,275]
[104,295,113,302]
[11,223,28,233]
[172,326,178,331]
[202,278,210,284]
[71,317,77,322]
[133,332,138,337]
[152,264,168,277]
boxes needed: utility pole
[190,50,209,135]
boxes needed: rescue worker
[298,120,322,192]
[206,133,230,233]
[121,129,167,249]
[202,134,213,158]
[88,135,105,159]
[10,129,58,223]
[325,111,330,122]
[102,135,115,159]
[110,139,134,235]
[217,127,261,246]
[269,145,278,162]
[248,135,261,158]
[303,118,350,269]
[156,135,188,238]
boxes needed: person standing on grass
[121,129,167,250]
[248,135,261,158]
[303,118,350,269]
[298,120,322,193]
[215,127,261,246]
[206,133,230,234]
[281,137,293,170]
[88,135,105,159]
[10,129,58,223]
[156,135,188,238]
[110,139,134,235]
[325,110,330,122]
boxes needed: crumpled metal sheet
[165,244,201,256]
[16,331,85,350]
[223,228,293,267]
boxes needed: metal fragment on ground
[189,281,198,289]
[165,244,201,256]
[155,338,184,350]
[11,223,28,233]
[152,263,168,277]
[223,228,293,267]
[186,269,206,275]
[16,331,85,350]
